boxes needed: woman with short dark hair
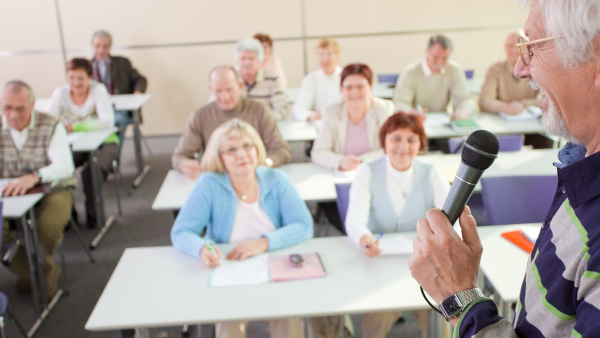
[46,57,118,228]
[311,63,393,171]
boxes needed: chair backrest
[498,134,525,152]
[465,70,475,79]
[448,137,465,154]
[481,175,558,225]
[448,134,524,154]
[335,183,352,228]
[377,74,400,84]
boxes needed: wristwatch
[439,287,484,321]
[33,170,42,183]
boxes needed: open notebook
[209,253,270,287]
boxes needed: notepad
[422,114,450,127]
[66,132,84,143]
[499,106,542,122]
[450,119,480,132]
[501,230,534,253]
[268,253,327,282]
[377,234,414,255]
[521,226,541,244]
[209,253,270,287]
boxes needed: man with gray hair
[91,30,148,145]
[393,34,475,120]
[409,0,600,337]
[1,80,75,299]
[234,38,287,120]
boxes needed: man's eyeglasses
[516,35,564,66]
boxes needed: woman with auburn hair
[171,118,313,338]
[254,33,287,89]
[345,112,453,338]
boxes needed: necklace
[241,195,247,201]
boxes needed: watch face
[441,296,462,317]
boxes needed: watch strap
[440,287,485,320]
[456,287,485,307]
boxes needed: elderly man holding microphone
[409,0,600,337]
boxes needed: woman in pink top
[254,33,287,89]
[311,63,394,171]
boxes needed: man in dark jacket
[91,30,148,145]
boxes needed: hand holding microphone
[408,130,499,322]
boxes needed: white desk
[151,170,198,211]
[85,236,432,334]
[424,112,545,139]
[478,224,539,318]
[1,193,44,219]
[69,130,113,152]
[277,119,319,142]
[110,94,151,111]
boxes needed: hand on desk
[181,159,202,179]
[451,107,470,120]
[408,108,428,123]
[501,101,525,115]
[408,207,481,325]
[227,237,269,261]
[201,245,223,267]
[1,174,39,197]
[339,154,361,171]
[65,123,74,133]
[133,91,143,95]
[307,111,322,121]
[360,234,381,257]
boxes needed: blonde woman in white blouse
[46,58,118,228]
[345,112,451,338]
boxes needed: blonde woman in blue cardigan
[171,119,313,338]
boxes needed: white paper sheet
[521,226,541,244]
[378,234,414,255]
[423,114,450,127]
[499,106,542,122]
[66,132,84,144]
[209,253,270,287]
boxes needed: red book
[501,230,534,253]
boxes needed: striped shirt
[456,143,600,337]
[241,69,287,121]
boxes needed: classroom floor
[1,136,426,338]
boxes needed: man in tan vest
[1,80,76,298]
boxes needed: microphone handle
[442,163,484,224]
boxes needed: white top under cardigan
[229,186,276,243]
[345,156,452,246]
[292,66,343,121]
[46,80,115,130]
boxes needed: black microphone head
[461,130,500,170]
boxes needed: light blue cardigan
[171,166,314,259]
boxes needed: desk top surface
[1,193,44,219]
[69,129,114,152]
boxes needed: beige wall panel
[0,1,61,51]
[304,28,515,84]
[64,40,304,136]
[304,0,528,36]
[0,54,65,99]
[58,0,303,49]
[271,41,305,88]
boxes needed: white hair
[529,79,582,144]
[91,30,113,45]
[234,38,264,63]
[518,0,600,68]
[0,80,36,104]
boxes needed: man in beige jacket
[479,31,542,114]
[172,65,291,179]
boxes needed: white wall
[0,0,529,136]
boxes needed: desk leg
[428,310,443,338]
[132,109,151,188]
[89,150,115,249]
[338,315,344,338]
[27,210,48,308]
[19,215,42,319]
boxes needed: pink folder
[268,252,327,282]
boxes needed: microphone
[442,130,500,224]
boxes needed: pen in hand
[365,232,385,249]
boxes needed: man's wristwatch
[33,170,42,183]
[439,287,484,321]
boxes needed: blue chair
[448,134,525,154]
[377,74,400,85]
[465,70,475,79]
[481,175,558,225]
[335,183,352,233]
